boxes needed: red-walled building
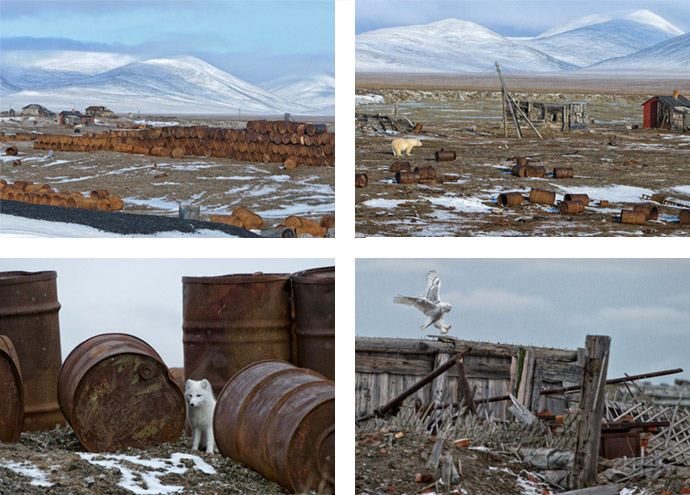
[642,92,690,131]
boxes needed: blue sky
[356,1,690,36]
[357,259,690,383]
[0,0,335,83]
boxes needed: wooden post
[573,335,611,489]
[495,61,521,139]
[456,358,478,416]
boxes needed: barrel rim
[291,266,334,284]
[0,270,57,286]
[182,273,291,285]
[0,334,25,441]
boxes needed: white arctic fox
[185,379,217,454]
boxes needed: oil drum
[58,333,185,452]
[0,270,65,430]
[182,272,292,396]
[214,360,335,493]
[0,335,24,442]
[291,267,335,380]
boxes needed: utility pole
[495,62,521,139]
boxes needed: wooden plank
[517,347,535,408]
[457,359,478,416]
[356,337,454,354]
[573,335,611,489]
[426,437,445,471]
[355,356,433,375]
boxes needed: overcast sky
[0,0,335,83]
[0,259,332,369]
[356,259,690,384]
[356,1,690,36]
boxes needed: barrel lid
[0,270,57,286]
[182,273,291,285]
[291,267,334,285]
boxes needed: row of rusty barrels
[512,164,575,179]
[0,268,335,493]
[0,132,36,142]
[0,180,123,211]
[210,207,335,237]
[246,120,329,136]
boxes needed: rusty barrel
[524,165,546,178]
[497,192,524,207]
[553,167,574,179]
[291,267,335,380]
[182,273,292,397]
[396,170,420,184]
[0,271,64,431]
[389,161,411,172]
[679,209,690,224]
[516,157,529,166]
[58,333,185,452]
[0,335,24,442]
[414,166,436,180]
[558,200,584,215]
[5,145,18,156]
[214,360,335,493]
[621,209,646,225]
[355,173,368,188]
[528,188,556,206]
[633,203,659,220]
[564,193,590,206]
[435,149,456,162]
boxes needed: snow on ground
[2,460,54,487]
[0,214,241,238]
[550,184,655,202]
[78,452,215,495]
[672,185,690,196]
[355,94,385,105]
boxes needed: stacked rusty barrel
[33,120,335,168]
[0,180,124,211]
[0,133,36,142]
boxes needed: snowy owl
[394,270,452,334]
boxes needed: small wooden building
[642,92,690,131]
[511,101,589,132]
[21,104,55,118]
[356,337,583,420]
[59,111,94,126]
[85,106,115,118]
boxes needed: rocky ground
[0,427,290,494]
[355,86,690,237]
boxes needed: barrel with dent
[0,335,24,442]
[214,360,335,493]
[182,273,292,397]
[58,333,185,452]
[0,270,65,431]
[292,267,335,380]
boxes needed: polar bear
[392,138,422,157]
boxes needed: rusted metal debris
[182,272,292,397]
[0,270,65,431]
[58,333,185,452]
[292,266,335,381]
[0,335,24,442]
[641,193,690,209]
[214,360,334,494]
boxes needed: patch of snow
[121,196,183,212]
[2,460,53,487]
[550,184,655,203]
[362,198,409,208]
[355,94,385,105]
[425,196,493,213]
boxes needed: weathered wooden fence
[355,337,583,420]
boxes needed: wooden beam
[573,335,611,489]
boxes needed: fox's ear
[185,379,191,389]
[201,379,210,389]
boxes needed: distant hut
[59,111,94,126]
[21,104,56,118]
[85,105,115,118]
[511,100,589,131]
[642,91,690,131]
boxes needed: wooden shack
[85,106,115,118]
[59,111,94,126]
[355,337,583,420]
[21,104,55,118]
[510,101,589,132]
[642,92,690,131]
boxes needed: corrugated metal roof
[642,95,690,108]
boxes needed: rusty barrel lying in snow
[497,192,524,207]
[564,193,590,207]
[558,200,585,215]
[58,333,185,452]
[0,335,24,442]
[292,267,335,380]
[182,273,292,397]
[528,188,556,206]
[633,203,659,220]
[0,270,65,431]
[214,360,335,493]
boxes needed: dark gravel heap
[0,199,260,237]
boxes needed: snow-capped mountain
[587,31,690,71]
[356,18,576,73]
[356,10,687,74]
[1,53,333,116]
[260,74,335,115]
[524,10,683,67]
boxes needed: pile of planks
[32,121,334,168]
[0,179,124,211]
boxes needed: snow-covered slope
[525,10,683,67]
[260,73,335,114]
[2,54,333,116]
[587,31,690,71]
[356,18,576,73]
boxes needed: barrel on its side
[633,203,659,220]
[497,192,524,208]
[0,335,24,442]
[292,267,335,380]
[182,273,292,397]
[355,173,368,188]
[214,360,335,493]
[620,209,646,225]
[564,193,590,207]
[58,333,185,452]
[0,270,65,431]
[529,188,556,206]
[434,150,456,162]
